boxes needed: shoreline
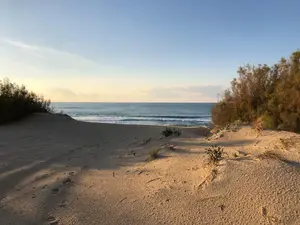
[52,102,213,127]
[50,112,214,129]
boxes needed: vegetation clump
[252,117,264,137]
[205,145,225,165]
[212,50,300,132]
[147,149,160,161]
[0,78,51,124]
[161,127,182,137]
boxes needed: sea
[52,102,215,127]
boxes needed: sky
[0,0,299,102]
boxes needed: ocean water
[52,102,215,126]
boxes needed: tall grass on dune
[212,50,300,132]
[0,78,51,124]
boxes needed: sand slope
[0,114,299,225]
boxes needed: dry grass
[233,152,239,158]
[252,117,264,137]
[141,138,151,145]
[161,128,182,137]
[205,145,225,165]
[147,149,160,161]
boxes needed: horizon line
[51,101,217,104]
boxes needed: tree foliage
[0,78,51,124]
[212,50,300,132]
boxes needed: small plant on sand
[173,128,182,136]
[161,128,172,137]
[161,127,182,137]
[205,145,225,165]
[147,149,160,161]
[141,137,151,145]
[233,152,239,158]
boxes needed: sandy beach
[0,113,299,225]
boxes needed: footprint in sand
[218,204,225,211]
[59,200,67,208]
[47,215,58,225]
[261,206,268,217]
[51,188,59,194]
[68,171,76,176]
[62,178,72,184]
[261,206,280,224]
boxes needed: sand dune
[0,113,299,225]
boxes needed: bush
[252,116,264,137]
[161,127,182,137]
[205,145,225,165]
[260,113,276,130]
[147,149,160,161]
[212,50,300,132]
[0,78,51,124]
[212,101,237,126]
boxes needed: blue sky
[1,0,299,102]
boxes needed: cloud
[1,39,40,51]
[0,38,226,102]
[46,88,142,102]
[1,38,96,65]
[46,85,224,102]
[0,37,107,78]
[46,88,101,102]
[146,85,224,102]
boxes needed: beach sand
[0,113,299,225]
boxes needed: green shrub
[147,149,160,161]
[212,101,237,126]
[261,113,276,129]
[161,127,182,137]
[0,78,51,124]
[212,50,300,132]
[205,145,225,165]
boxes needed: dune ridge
[0,113,299,225]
